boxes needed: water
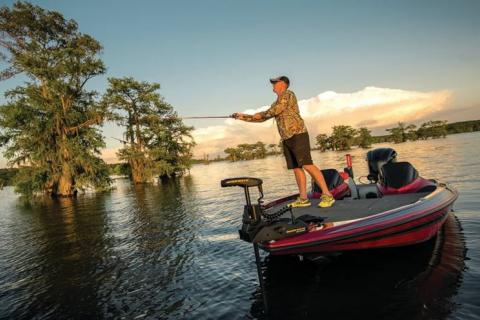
[0,132,479,320]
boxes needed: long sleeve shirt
[259,90,307,140]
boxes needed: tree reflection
[11,194,113,319]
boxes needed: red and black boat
[221,148,457,313]
[221,148,458,255]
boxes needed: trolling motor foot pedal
[221,177,263,189]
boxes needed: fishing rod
[110,114,235,144]
[111,136,130,144]
[110,115,235,142]
[181,115,234,119]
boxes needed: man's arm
[233,93,291,122]
[259,92,290,119]
[233,92,291,122]
[232,112,267,122]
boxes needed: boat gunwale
[260,183,458,252]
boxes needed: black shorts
[282,132,313,169]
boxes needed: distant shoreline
[192,120,480,165]
[193,130,480,166]
[1,122,479,185]
[1,131,479,187]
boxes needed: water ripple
[0,132,479,319]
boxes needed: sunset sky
[1,0,479,166]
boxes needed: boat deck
[268,192,431,223]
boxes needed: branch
[0,66,21,81]
[78,74,94,91]
[66,115,101,133]
[0,39,15,50]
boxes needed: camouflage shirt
[260,90,307,140]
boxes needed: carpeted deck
[267,192,431,223]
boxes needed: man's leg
[293,167,308,199]
[303,164,333,196]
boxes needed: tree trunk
[130,159,144,184]
[50,128,75,196]
[55,165,74,197]
[159,173,171,184]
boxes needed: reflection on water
[0,132,479,319]
[253,214,465,320]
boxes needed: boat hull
[260,184,458,255]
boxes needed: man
[233,76,335,208]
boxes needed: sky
[0,0,479,165]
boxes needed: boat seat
[312,169,343,192]
[380,162,419,189]
[366,148,397,182]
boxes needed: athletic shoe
[289,197,311,208]
[318,194,335,208]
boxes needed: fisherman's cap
[269,75,290,87]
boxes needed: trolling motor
[221,177,264,229]
[221,177,269,314]
[220,177,321,315]
[221,177,308,243]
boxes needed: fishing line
[181,116,233,119]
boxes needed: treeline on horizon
[0,2,194,196]
[193,119,480,164]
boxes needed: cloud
[0,87,459,167]
[0,86,461,167]
[192,86,452,157]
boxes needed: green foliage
[12,166,49,195]
[223,142,268,161]
[224,147,240,162]
[330,125,357,151]
[406,124,418,141]
[267,143,281,155]
[446,120,480,134]
[314,119,477,152]
[254,141,267,158]
[103,77,194,183]
[386,122,416,143]
[0,167,18,186]
[107,163,130,176]
[315,133,331,152]
[417,120,448,140]
[356,127,373,149]
[0,2,110,196]
[386,121,447,143]
[202,119,480,164]
[316,126,370,151]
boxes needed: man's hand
[232,112,245,120]
[252,113,263,121]
[232,112,263,122]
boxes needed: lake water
[0,132,479,319]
